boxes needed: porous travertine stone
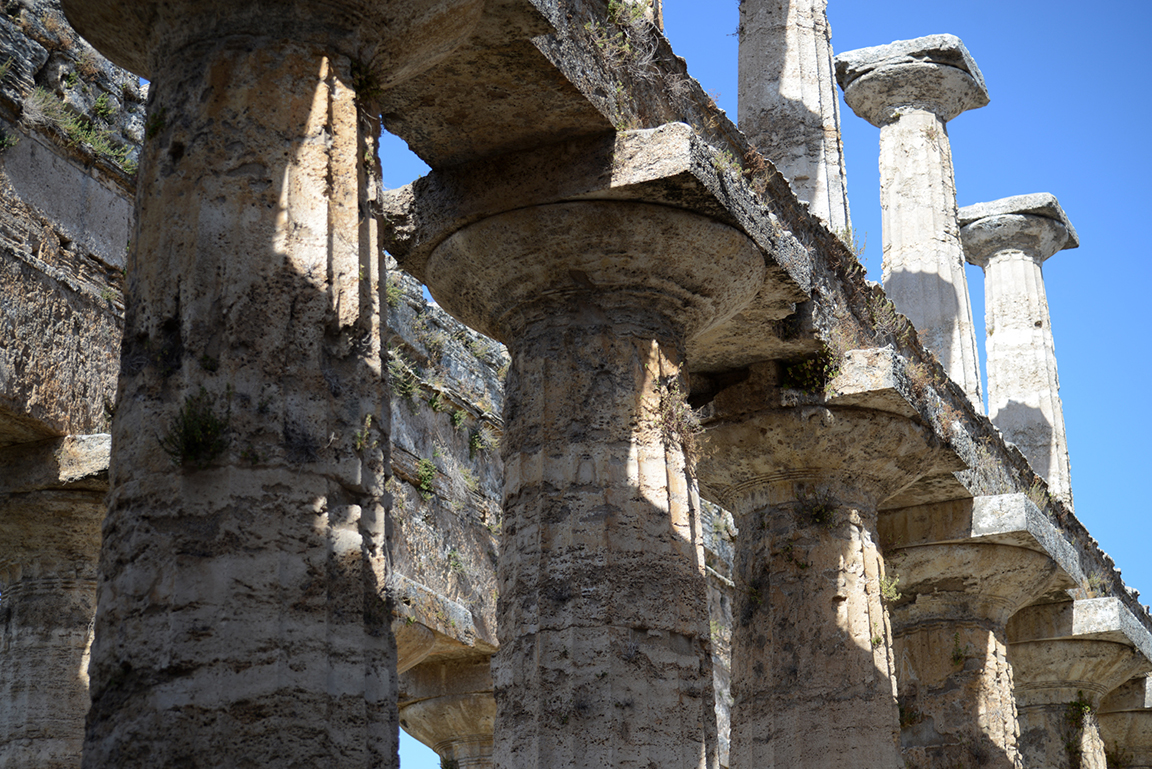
[0,435,108,769]
[698,359,957,769]
[1099,675,1152,768]
[738,0,851,231]
[1008,599,1152,769]
[426,201,765,768]
[836,35,987,410]
[960,193,1079,507]
[56,0,484,762]
[400,655,496,768]
[881,494,1072,768]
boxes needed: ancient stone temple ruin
[2,0,1150,766]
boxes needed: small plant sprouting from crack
[450,409,468,430]
[951,632,969,668]
[417,458,437,501]
[652,375,701,463]
[879,573,902,602]
[387,347,420,401]
[158,387,230,469]
[353,415,377,453]
[796,490,838,528]
[1062,692,1094,769]
[448,549,465,575]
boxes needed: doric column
[1008,598,1152,769]
[0,436,107,769]
[880,494,1068,768]
[836,35,988,410]
[738,0,851,231]
[58,1,488,764]
[400,655,496,769]
[424,201,765,768]
[698,349,959,768]
[960,194,1078,507]
[1099,675,1152,768]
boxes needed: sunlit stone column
[738,0,851,231]
[425,201,765,768]
[1008,598,1152,769]
[960,194,1078,507]
[60,1,487,764]
[0,436,107,769]
[881,494,1066,768]
[400,655,496,769]
[1099,675,1152,768]
[698,350,958,768]
[836,35,987,410]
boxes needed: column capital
[960,192,1079,267]
[425,201,765,345]
[836,34,989,126]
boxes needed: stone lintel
[1009,598,1152,665]
[1102,675,1152,714]
[0,433,110,494]
[390,572,498,654]
[825,346,926,419]
[835,34,989,125]
[382,123,813,372]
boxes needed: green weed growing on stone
[385,275,403,309]
[652,376,701,462]
[1062,692,1094,768]
[417,458,437,501]
[387,347,420,401]
[0,56,13,83]
[158,387,230,469]
[93,92,116,121]
[951,632,969,667]
[880,573,902,602]
[450,409,468,430]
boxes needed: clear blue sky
[386,2,1152,763]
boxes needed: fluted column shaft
[425,202,765,769]
[0,488,103,768]
[836,36,988,410]
[961,196,1079,507]
[738,0,851,230]
[877,110,982,410]
[75,26,397,767]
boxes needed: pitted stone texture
[1008,600,1152,769]
[700,404,954,769]
[738,0,851,231]
[835,34,988,126]
[961,194,1078,507]
[400,655,495,768]
[1099,676,1152,768]
[0,488,105,769]
[82,38,395,768]
[882,499,1065,768]
[428,203,761,767]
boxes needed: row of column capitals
[960,193,1079,267]
[835,34,989,126]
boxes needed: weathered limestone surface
[961,193,1078,507]
[881,494,1083,768]
[1099,675,1152,768]
[836,35,986,411]
[59,0,435,760]
[698,350,960,768]
[738,0,851,231]
[426,201,765,767]
[1008,599,1152,769]
[0,435,107,768]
